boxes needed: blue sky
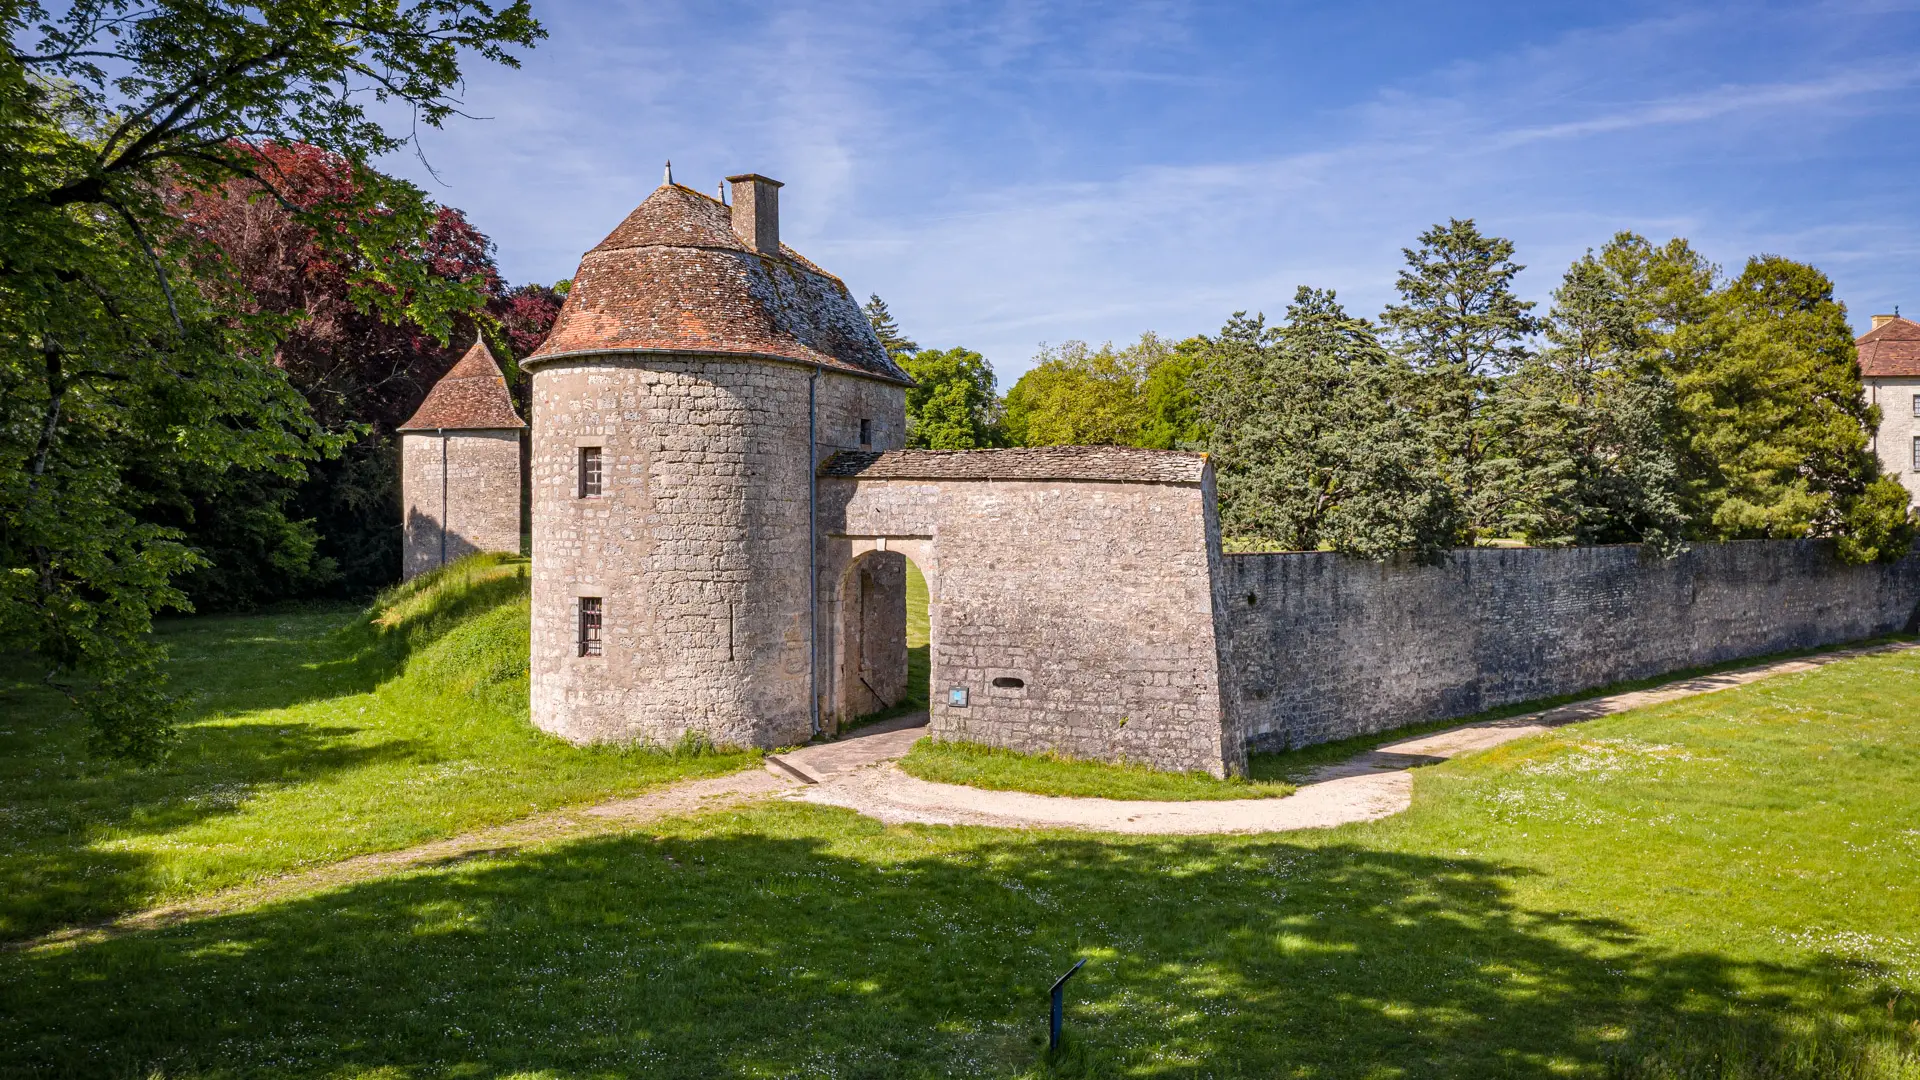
[389,1,1920,382]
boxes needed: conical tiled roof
[525,184,911,384]
[1858,315,1920,378]
[397,338,526,431]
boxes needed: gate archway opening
[832,548,932,732]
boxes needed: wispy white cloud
[389,1,1920,377]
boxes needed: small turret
[397,337,526,579]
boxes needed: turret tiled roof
[397,338,526,431]
[525,184,910,384]
[1858,315,1920,378]
[820,446,1209,483]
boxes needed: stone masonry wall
[1221,541,1920,751]
[820,473,1237,775]
[529,354,903,748]
[1867,377,1920,507]
[401,429,523,580]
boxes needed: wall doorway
[833,551,931,732]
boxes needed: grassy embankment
[0,553,755,942]
[7,623,1920,1077]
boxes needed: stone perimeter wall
[401,429,523,580]
[1219,541,1920,752]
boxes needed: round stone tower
[522,172,911,749]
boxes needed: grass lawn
[0,554,756,943]
[1245,634,1918,784]
[900,739,1297,800]
[6,634,1920,1076]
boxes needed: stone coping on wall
[819,446,1208,483]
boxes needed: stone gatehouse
[411,168,1920,777]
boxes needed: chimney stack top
[726,173,783,255]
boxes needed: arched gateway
[818,446,1242,777]
[517,169,1244,777]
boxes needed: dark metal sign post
[1049,958,1088,1054]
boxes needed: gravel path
[784,639,1918,834]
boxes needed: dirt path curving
[786,639,1919,833]
[18,640,1908,951]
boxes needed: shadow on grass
[842,642,931,735]
[0,719,425,940]
[3,805,1912,1079]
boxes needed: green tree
[1001,333,1175,447]
[1135,336,1209,450]
[0,0,542,759]
[899,347,1000,449]
[1196,289,1458,561]
[862,294,918,361]
[1597,233,1910,561]
[1674,255,1907,552]
[1493,253,1685,549]
[1381,219,1539,541]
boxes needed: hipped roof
[525,183,911,385]
[397,338,526,431]
[1858,315,1920,378]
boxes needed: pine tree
[1381,219,1539,541]
[1495,254,1684,549]
[1197,289,1458,562]
[863,294,919,361]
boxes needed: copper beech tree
[0,0,542,759]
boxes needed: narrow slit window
[859,418,872,448]
[579,446,603,498]
[578,597,603,657]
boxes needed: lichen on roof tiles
[527,183,910,384]
[819,446,1210,483]
[397,338,526,431]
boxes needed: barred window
[578,597,603,657]
[579,446,603,498]
[1911,436,1920,473]
[1911,394,1920,418]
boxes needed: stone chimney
[726,173,783,255]
[1873,313,1899,330]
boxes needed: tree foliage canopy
[0,0,542,759]
[1195,289,1457,561]
[1002,333,1184,448]
[900,347,999,450]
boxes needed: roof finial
[716,181,727,204]
[663,160,673,186]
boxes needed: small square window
[579,447,603,498]
[578,597,603,657]
[859,418,872,448]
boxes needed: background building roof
[1858,315,1920,378]
[526,184,910,384]
[820,446,1209,483]
[397,338,526,431]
